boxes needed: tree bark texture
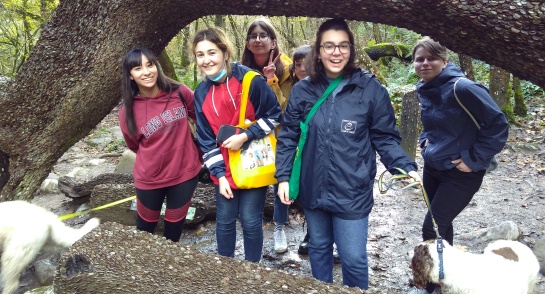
[399,90,420,159]
[1,0,545,200]
[458,54,475,81]
[55,222,371,293]
[512,76,527,116]
[489,65,512,109]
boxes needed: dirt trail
[28,102,545,293]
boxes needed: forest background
[1,0,543,120]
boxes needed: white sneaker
[274,229,288,253]
[407,286,441,294]
[407,287,430,294]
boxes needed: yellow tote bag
[228,71,278,189]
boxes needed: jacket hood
[417,62,465,97]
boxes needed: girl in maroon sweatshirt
[118,48,201,242]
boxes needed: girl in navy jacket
[275,19,419,290]
[410,37,508,294]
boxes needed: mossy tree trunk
[512,76,527,117]
[159,50,179,81]
[458,54,475,81]
[399,90,420,159]
[489,66,511,109]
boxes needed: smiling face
[129,54,159,94]
[194,40,227,79]
[319,30,350,79]
[413,47,448,83]
[246,25,277,62]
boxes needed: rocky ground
[22,97,545,293]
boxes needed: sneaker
[274,229,288,253]
[298,232,310,255]
[333,245,340,264]
[407,287,430,294]
[407,286,440,294]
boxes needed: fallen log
[55,222,377,293]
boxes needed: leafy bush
[520,80,543,97]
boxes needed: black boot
[298,232,310,255]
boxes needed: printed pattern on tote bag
[241,136,275,170]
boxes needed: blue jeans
[215,186,267,262]
[304,207,369,289]
[273,184,289,224]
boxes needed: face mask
[208,62,227,82]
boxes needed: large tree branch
[1,0,544,200]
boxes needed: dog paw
[85,217,100,230]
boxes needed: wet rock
[24,285,54,294]
[39,179,59,194]
[33,257,58,286]
[458,220,521,243]
[89,183,136,226]
[58,173,133,199]
[113,149,136,173]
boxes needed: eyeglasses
[248,33,270,42]
[320,42,352,54]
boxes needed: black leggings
[421,164,485,293]
[421,164,485,245]
[135,175,199,242]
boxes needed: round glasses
[248,33,270,42]
[320,42,352,54]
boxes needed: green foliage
[177,65,199,90]
[0,0,58,77]
[520,80,544,97]
[106,138,126,152]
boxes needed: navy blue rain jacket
[417,62,508,172]
[275,69,417,220]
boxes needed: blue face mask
[208,63,227,82]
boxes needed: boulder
[458,221,521,243]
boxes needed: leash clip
[436,237,445,280]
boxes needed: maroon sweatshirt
[118,85,201,189]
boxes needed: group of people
[118,17,508,293]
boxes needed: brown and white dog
[0,200,99,294]
[411,239,540,294]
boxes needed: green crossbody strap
[302,74,344,126]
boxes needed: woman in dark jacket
[275,18,419,290]
[409,37,509,294]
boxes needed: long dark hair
[120,48,179,136]
[290,44,311,85]
[241,18,284,78]
[306,18,357,82]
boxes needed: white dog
[0,200,99,294]
[411,239,540,294]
